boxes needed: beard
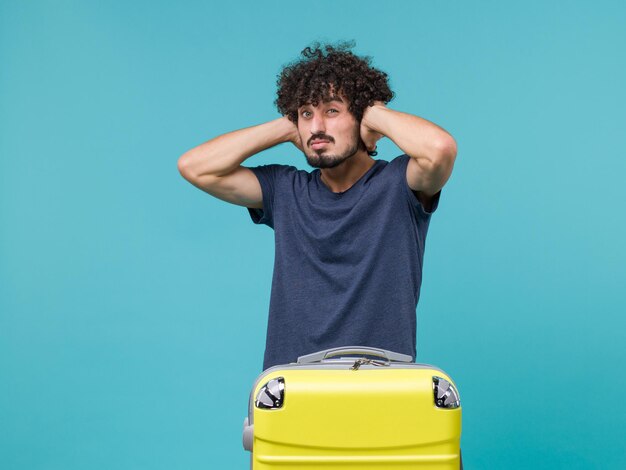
[303,125,365,169]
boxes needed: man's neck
[320,152,376,193]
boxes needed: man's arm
[361,103,457,208]
[177,116,302,208]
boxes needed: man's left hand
[360,101,387,153]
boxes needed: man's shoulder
[248,162,300,173]
[370,154,410,179]
[386,154,411,167]
[246,163,315,193]
[247,162,307,180]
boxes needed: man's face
[297,94,365,169]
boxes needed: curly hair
[275,40,394,124]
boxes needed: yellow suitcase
[243,346,462,469]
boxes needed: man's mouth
[311,139,331,149]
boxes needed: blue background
[1,1,625,468]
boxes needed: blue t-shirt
[247,154,440,371]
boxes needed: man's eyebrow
[299,96,345,108]
[325,95,344,103]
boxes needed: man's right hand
[282,116,304,152]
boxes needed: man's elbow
[436,135,457,162]
[177,154,197,181]
[430,136,457,184]
[178,155,191,180]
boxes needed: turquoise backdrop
[1,1,625,468]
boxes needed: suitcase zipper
[350,358,390,370]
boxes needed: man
[178,42,457,371]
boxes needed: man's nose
[310,113,325,134]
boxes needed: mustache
[308,134,334,146]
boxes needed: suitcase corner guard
[242,417,253,451]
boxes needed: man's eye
[328,109,338,114]
[301,111,311,118]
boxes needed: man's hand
[282,116,304,152]
[360,101,387,152]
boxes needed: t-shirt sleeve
[394,154,442,218]
[246,164,292,229]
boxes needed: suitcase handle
[296,346,413,364]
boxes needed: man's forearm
[178,116,297,179]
